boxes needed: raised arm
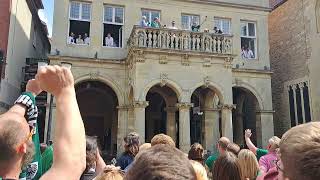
[37,66,86,180]
[244,129,258,154]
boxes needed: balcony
[128,26,233,56]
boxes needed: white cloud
[38,9,52,37]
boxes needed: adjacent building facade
[269,0,320,136]
[0,0,51,112]
[50,0,274,155]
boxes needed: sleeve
[256,148,268,160]
[258,156,268,173]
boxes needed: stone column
[298,83,306,123]
[220,104,235,141]
[176,102,193,152]
[165,106,177,143]
[203,108,220,152]
[234,112,244,145]
[133,101,149,144]
[292,85,298,125]
[257,110,274,148]
[116,105,129,154]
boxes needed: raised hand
[35,65,74,97]
[26,79,42,96]
[245,129,252,138]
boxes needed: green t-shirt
[256,148,268,160]
[205,153,219,170]
[41,145,54,173]
[151,21,160,28]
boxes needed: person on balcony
[168,21,178,29]
[105,33,114,47]
[151,17,161,28]
[140,16,148,27]
[191,22,200,32]
[84,33,90,45]
[68,32,76,44]
[76,34,84,44]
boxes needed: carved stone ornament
[159,55,168,64]
[133,101,149,108]
[160,73,168,87]
[134,50,145,63]
[181,54,190,66]
[89,71,100,80]
[218,104,236,110]
[204,76,210,88]
[224,57,233,69]
[176,102,194,110]
[203,58,211,67]
[128,77,134,86]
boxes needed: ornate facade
[49,0,274,155]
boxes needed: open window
[103,5,124,48]
[68,1,91,45]
[181,14,200,31]
[214,17,231,34]
[142,9,161,26]
[240,21,257,59]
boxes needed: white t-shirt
[68,36,75,44]
[241,49,254,59]
[84,37,90,45]
[105,37,114,47]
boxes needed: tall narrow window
[68,1,91,45]
[240,21,257,59]
[303,83,312,122]
[181,14,200,30]
[141,9,160,26]
[214,18,231,34]
[103,5,124,48]
[295,85,303,124]
[288,87,296,127]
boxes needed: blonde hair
[151,134,175,147]
[280,122,320,180]
[268,136,281,151]
[238,149,259,180]
[190,160,208,180]
[95,169,124,180]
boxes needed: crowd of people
[0,66,319,180]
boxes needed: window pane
[222,19,230,34]
[240,22,247,36]
[241,37,256,59]
[181,15,189,29]
[105,6,113,22]
[191,16,200,25]
[70,2,80,19]
[81,4,91,20]
[248,23,255,36]
[115,7,124,23]
[214,19,221,29]
[142,11,149,23]
[151,11,160,21]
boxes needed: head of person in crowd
[151,133,175,147]
[139,143,151,153]
[124,132,140,157]
[238,149,260,180]
[154,17,160,23]
[266,136,280,153]
[217,137,230,155]
[85,136,98,172]
[226,142,241,156]
[125,144,196,180]
[70,32,75,37]
[95,166,124,180]
[78,34,82,39]
[0,116,35,177]
[279,122,320,180]
[188,143,205,165]
[84,33,88,38]
[190,160,208,180]
[212,151,242,180]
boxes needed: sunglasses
[15,127,35,152]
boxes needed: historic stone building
[269,0,320,136]
[49,0,274,155]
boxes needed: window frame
[214,17,231,34]
[102,5,125,48]
[141,9,161,24]
[69,1,92,22]
[240,20,257,59]
[181,13,200,31]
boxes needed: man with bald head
[205,137,230,170]
[0,65,86,179]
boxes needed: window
[214,18,231,34]
[103,5,124,48]
[142,9,160,25]
[181,14,200,30]
[68,2,91,45]
[240,21,257,59]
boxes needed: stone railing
[128,26,233,55]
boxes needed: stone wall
[268,0,312,136]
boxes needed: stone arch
[188,81,225,104]
[232,82,264,110]
[140,79,183,102]
[75,74,125,106]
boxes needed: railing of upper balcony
[128,26,233,55]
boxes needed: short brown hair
[188,143,204,162]
[280,122,320,180]
[95,169,124,180]
[85,136,98,172]
[150,133,175,147]
[218,137,230,150]
[226,143,240,156]
[124,132,140,157]
[212,151,242,180]
[125,144,196,180]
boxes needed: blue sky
[41,0,54,37]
